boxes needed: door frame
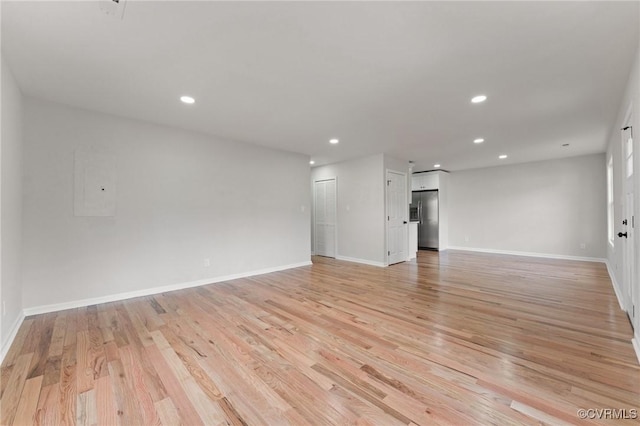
[385,169,408,265]
[313,177,338,258]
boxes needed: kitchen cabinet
[409,222,418,259]
[411,175,423,191]
[412,173,439,191]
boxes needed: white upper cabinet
[411,174,423,191]
[412,172,439,191]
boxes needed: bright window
[607,155,614,246]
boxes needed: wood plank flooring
[1,250,639,425]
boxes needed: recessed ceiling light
[180,96,195,104]
[498,154,508,159]
[434,164,441,168]
[471,95,487,103]
[329,138,339,144]
[474,138,485,144]
[309,160,315,165]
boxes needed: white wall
[606,43,640,342]
[1,56,24,355]
[437,172,449,250]
[311,154,385,265]
[448,154,606,259]
[22,98,311,310]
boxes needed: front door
[387,170,407,265]
[621,119,636,328]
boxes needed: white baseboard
[335,255,386,268]
[1,310,25,365]
[632,336,640,365]
[604,260,625,310]
[23,261,312,317]
[447,246,606,263]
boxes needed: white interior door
[314,178,336,258]
[387,170,407,265]
[621,122,636,328]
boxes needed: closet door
[314,179,336,257]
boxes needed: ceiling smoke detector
[99,0,127,19]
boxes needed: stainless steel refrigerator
[411,190,439,250]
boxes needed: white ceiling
[2,1,638,171]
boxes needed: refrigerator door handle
[418,201,423,224]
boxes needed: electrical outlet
[580,243,586,249]
[2,301,5,317]
[203,258,211,267]
[464,235,470,242]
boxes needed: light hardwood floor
[1,250,639,425]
